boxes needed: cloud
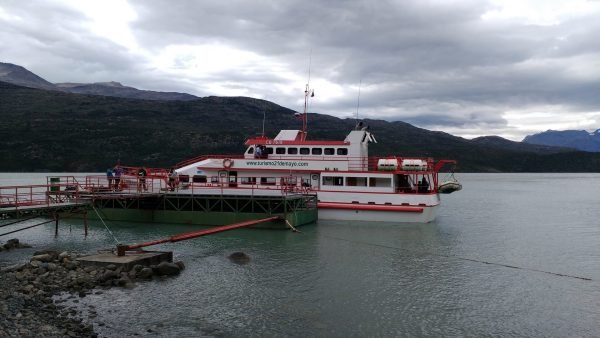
[2,0,600,140]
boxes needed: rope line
[0,215,40,228]
[91,205,119,244]
[323,234,592,282]
[0,220,54,237]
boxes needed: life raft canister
[223,158,234,168]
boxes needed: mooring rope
[0,215,40,228]
[0,220,54,237]
[323,234,593,282]
[91,205,119,244]
[285,219,301,233]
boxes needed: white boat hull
[318,204,438,223]
[166,185,441,223]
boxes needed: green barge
[87,192,318,229]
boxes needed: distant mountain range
[523,129,600,152]
[2,61,600,172]
[0,62,55,90]
[0,62,198,101]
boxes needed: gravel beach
[0,238,183,338]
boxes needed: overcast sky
[2,0,600,140]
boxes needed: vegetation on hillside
[2,81,600,172]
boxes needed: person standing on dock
[106,168,114,190]
[138,167,148,192]
[114,165,123,191]
[168,168,178,191]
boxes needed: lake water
[1,173,599,337]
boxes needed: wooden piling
[54,212,59,237]
[83,210,88,237]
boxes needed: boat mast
[301,53,313,141]
[302,83,309,141]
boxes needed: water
[1,173,599,337]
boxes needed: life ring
[223,158,234,168]
[311,174,319,181]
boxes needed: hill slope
[55,82,198,101]
[2,81,600,172]
[0,62,56,90]
[0,62,198,101]
[523,130,600,152]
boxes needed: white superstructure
[174,127,457,223]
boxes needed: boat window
[282,177,297,185]
[276,147,286,154]
[322,176,343,186]
[179,175,189,183]
[211,176,219,183]
[324,148,334,155]
[247,147,254,154]
[288,147,298,154]
[346,177,367,186]
[192,175,207,183]
[300,148,310,155]
[260,177,276,185]
[369,177,391,187]
[241,177,256,184]
[337,148,348,155]
[312,148,322,155]
[266,147,274,154]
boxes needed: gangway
[116,216,281,256]
[0,181,91,225]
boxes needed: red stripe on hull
[318,202,424,213]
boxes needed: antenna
[301,51,313,141]
[307,51,312,87]
[355,79,362,123]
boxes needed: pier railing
[0,182,85,212]
[80,175,169,195]
[42,174,313,198]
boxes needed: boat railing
[174,154,440,173]
[175,155,245,169]
[169,175,313,196]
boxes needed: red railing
[174,153,443,173]
[0,182,82,210]
[167,174,312,196]
[82,175,169,195]
[175,155,245,169]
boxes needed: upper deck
[176,128,455,174]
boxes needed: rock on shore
[0,248,185,337]
[0,238,32,251]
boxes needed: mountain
[0,62,56,90]
[0,62,197,101]
[55,81,198,101]
[523,130,600,152]
[471,136,574,154]
[2,80,600,172]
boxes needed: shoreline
[0,239,183,337]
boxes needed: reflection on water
[2,173,600,337]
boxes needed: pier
[1,174,318,235]
[1,174,318,271]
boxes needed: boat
[171,85,460,223]
[438,173,463,194]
